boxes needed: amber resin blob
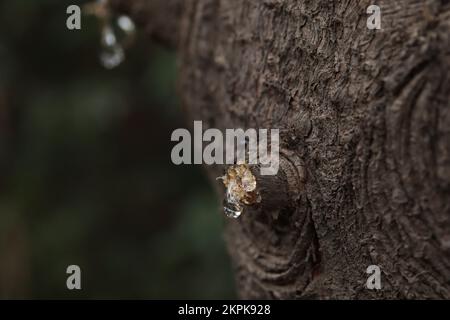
[220,164,261,218]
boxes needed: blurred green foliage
[0,0,235,298]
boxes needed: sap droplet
[117,15,135,34]
[99,25,125,69]
[102,26,117,46]
[223,180,243,218]
[223,198,242,219]
[100,44,124,69]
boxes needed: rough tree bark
[111,0,450,299]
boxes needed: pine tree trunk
[112,0,450,299]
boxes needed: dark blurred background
[0,0,234,299]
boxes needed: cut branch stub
[221,151,305,217]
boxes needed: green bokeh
[0,0,235,299]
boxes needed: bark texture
[112,0,450,299]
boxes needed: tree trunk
[112,0,450,299]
